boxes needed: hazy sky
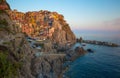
[7,0,120,34]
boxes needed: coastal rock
[82,40,119,47]
[31,56,65,78]
[0,1,86,78]
[0,9,35,78]
[0,8,69,78]
[66,47,86,61]
[7,10,76,46]
[87,48,94,53]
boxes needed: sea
[65,33,120,78]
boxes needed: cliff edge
[7,10,76,46]
[0,1,85,78]
[0,0,11,10]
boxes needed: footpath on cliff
[0,0,86,78]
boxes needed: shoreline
[77,38,119,47]
[63,42,120,78]
[26,37,86,78]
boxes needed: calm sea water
[65,33,120,78]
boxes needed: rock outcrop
[66,47,86,61]
[31,55,65,78]
[0,10,66,78]
[0,0,11,10]
[0,11,35,78]
[0,1,87,78]
[7,10,76,46]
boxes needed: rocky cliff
[0,1,86,78]
[0,0,11,10]
[0,11,66,78]
[7,10,76,46]
[31,55,65,78]
[0,5,66,78]
[0,11,35,78]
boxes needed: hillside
[0,0,10,10]
[7,10,76,45]
[0,11,35,78]
[0,1,86,78]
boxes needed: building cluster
[7,10,64,40]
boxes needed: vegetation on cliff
[0,50,22,78]
[0,18,9,31]
[0,8,34,78]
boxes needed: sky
[7,0,120,35]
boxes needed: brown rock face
[31,56,65,78]
[65,47,86,61]
[0,0,11,10]
[0,11,66,78]
[0,1,84,78]
[7,10,76,45]
[0,11,34,78]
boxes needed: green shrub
[0,0,2,3]
[0,19,8,26]
[3,41,11,45]
[0,10,8,14]
[0,10,4,14]
[0,51,21,78]
[39,43,44,48]
[0,19,11,32]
